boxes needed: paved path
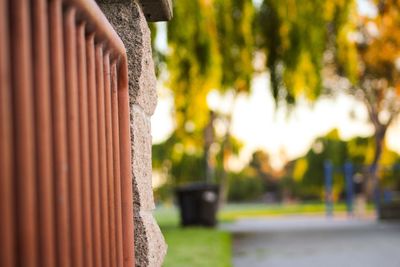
[221,216,400,267]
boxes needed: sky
[150,0,400,171]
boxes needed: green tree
[336,0,400,194]
[257,0,353,104]
[214,0,255,203]
[153,0,255,195]
[257,0,400,197]
[154,0,400,203]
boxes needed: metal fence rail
[0,0,135,266]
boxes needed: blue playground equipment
[323,160,400,217]
[323,160,355,217]
[324,160,356,217]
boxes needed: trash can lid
[176,182,219,193]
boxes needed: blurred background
[150,0,400,266]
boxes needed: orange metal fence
[0,0,135,266]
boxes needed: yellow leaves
[326,128,340,140]
[293,158,308,181]
[324,0,348,21]
[395,83,400,96]
[324,1,337,21]
[283,52,319,100]
[199,0,213,8]
[364,141,376,164]
[380,145,398,166]
[279,23,291,51]
[337,24,359,84]
[262,0,353,103]
[356,1,400,84]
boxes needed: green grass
[161,226,231,267]
[155,208,232,267]
[219,202,363,221]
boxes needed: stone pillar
[95,1,171,266]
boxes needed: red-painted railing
[0,0,135,266]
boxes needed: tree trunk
[204,111,216,183]
[368,125,387,207]
[218,93,238,207]
[218,137,231,207]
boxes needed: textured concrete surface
[139,210,168,265]
[97,1,167,266]
[130,104,154,211]
[99,0,158,116]
[222,217,400,267]
[133,11,158,116]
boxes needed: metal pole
[344,162,354,217]
[324,160,334,217]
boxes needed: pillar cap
[139,0,172,22]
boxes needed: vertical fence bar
[96,45,111,267]
[32,0,56,266]
[10,0,38,266]
[49,0,71,266]
[87,33,102,267]
[111,62,124,267]
[64,7,84,267]
[104,52,117,267]
[2,2,135,266]
[344,162,354,217]
[118,58,135,267]
[324,160,334,217]
[77,22,94,267]
[0,1,16,266]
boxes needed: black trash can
[379,200,400,220]
[176,183,219,227]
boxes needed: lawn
[160,226,231,267]
[155,208,232,267]
[218,202,371,221]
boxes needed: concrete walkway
[221,216,400,267]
